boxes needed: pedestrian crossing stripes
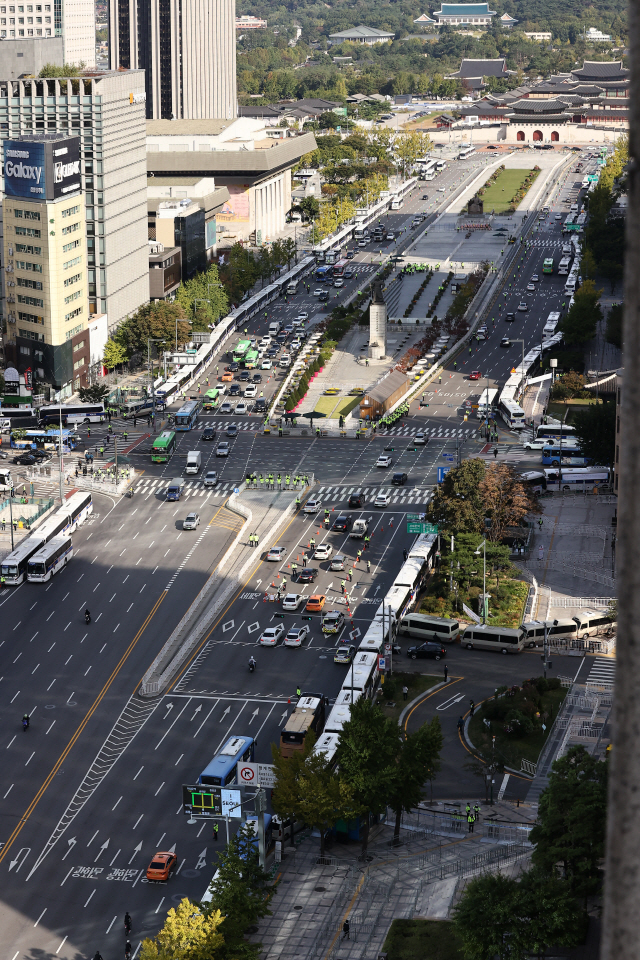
[381,426,474,438]
[134,477,433,503]
[586,657,615,685]
[477,445,533,462]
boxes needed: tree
[479,462,540,542]
[140,898,225,960]
[530,745,608,901]
[605,302,623,349]
[115,301,190,355]
[102,337,128,371]
[560,279,602,346]
[39,62,84,77]
[201,821,276,960]
[453,873,523,960]
[426,458,487,535]
[572,400,616,466]
[175,263,228,329]
[271,734,358,856]
[338,697,400,857]
[299,196,320,220]
[388,718,443,844]
[600,258,623,294]
[515,869,584,960]
[78,383,109,403]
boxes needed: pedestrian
[493,446,498,459]
[296,685,301,698]
[342,920,350,940]
[366,559,371,573]
[474,802,481,821]
[348,568,353,582]
[469,699,475,717]
[403,549,408,562]
[457,716,464,733]
[444,664,448,683]
[402,685,408,701]
[538,545,544,561]
[213,822,219,841]
[467,812,475,833]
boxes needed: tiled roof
[509,98,571,113]
[452,57,507,78]
[329,25,394,39]
[571,60,629,80]
[433,3,495,14]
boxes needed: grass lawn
[383,919,464,960]
[468,683,567,768]
[420,577,529,629]
[313,396,341,416]
[474,168,536,214]
[546,399,601,423]
[379,672,440,725]
[402,111,441,130]
[329,395,362,419]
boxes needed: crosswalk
[134,477,239,499]
[380,426,474,438]
[316,485,433,504]
[586,657,616,685]
[477,444,533,462]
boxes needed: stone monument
[467,194,484,215]
[368,279,387,360]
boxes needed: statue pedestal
[369,301,386,360]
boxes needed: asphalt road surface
[0,152,590,960]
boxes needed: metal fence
[549,597,615,608]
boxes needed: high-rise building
[0,0,96,69]
[2,134,92,390]
[0,71,149,357]
[109,0,236,121]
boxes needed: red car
[469,371,481,381]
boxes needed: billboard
[218,185,250,223]
[3,137,80,202]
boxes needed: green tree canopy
[530,745,608,900]
[388,718,443,844]
[572,400,616,467]
[140,898,226,960]
[605,302,623,350]
[38,62,84,77]
[175,263,229,329]
[78,383,109,403]
[114,301,190,356]
[201,821,276,960]
[102,337,129,370]
[426,458,487,535]
[560,280,602,346]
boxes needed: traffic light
[302,615,313,621]
[274,612,284,619]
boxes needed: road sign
[378,656,386,671]
[182,784,224,818]
[437,467,451,483]
[221,788,242,817]
[407,522,438,533]
[384,643,392,655]
[237,761,277,788]
[587,174,598,182]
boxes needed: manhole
[181,869,200,878]
[294,905,303,911]
[171,893,188,903]
[314,886,326,892]
[45,704,55,709]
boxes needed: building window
[64,288,83,304]
[16,259,42,272]
[73,339,85,351]
[62,238,80,253]
[19,328,44,340]
[18,293,44,307]
[73,357,85,370]
[15,226,41,237]
[16,243,41,255]
[64,255,82,270]
[18,311,44,324]
[61,221,80,236]
[17,277,43,290]
[65,305,83,322]
[61,203,80,218]
[64,272,82,287]
[65,323,83,339]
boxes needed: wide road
[0,149,590,960]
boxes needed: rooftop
[367,369,410,404]
[451,57,508,78]
[433,3,496,15]
[328,25,394,39]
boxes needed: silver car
[183,512,200,530]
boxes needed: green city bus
[244,349,259,369]
[233,339,251,362]
[543,258,554,274]
[202,388,220,410]
[151,430,177,462]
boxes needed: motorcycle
[22,716,29,731]
[248,660,256,673]
[85,611,91,624]
[126,487,135,499]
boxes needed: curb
[397,679,447,728]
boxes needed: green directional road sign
[407,522,439,534]
[587,174,598,182]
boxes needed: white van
[269,321,281,336]
[185,451,202,475]
[399,614,460,642]
[0,467,12,487]
[520,619,579,646]
[462,624,526,654]
[564,279,577,295]
[287,281,299,295]
[572,609,616,639]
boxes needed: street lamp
[474,537,488,624]
[147,337,166,427]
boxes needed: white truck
[269,321,281,336]
[350,519,369,539]
[185,451,202,475]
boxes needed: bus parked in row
[280,695,326,758]
[27,535,73,582]
[0,492,91,585]
[39,402,105,425]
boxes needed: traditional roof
[499,12,518,22]
[450,57,508,79]
[328,25,394,40]
[571,60,629,81]
[509,97,572,113]
[433,2,496,14]
[414,13,437,23]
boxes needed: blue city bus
[174,399,201,431]
[199,735,255,787]
[542,444,589,467]
[315,265,333,282]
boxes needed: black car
[252,373,263,383]
[346,250,355,259]
[392,472,408,486]
[239,371,250,381]
[505,312,515,323]
[422,194,429,200]
[267,347,278,358]
[254,398,267,412]
[33,449,52,461]
[500,336,511,348]
[229,384,241,396]
[226,362,240,372]
[319,291,329,302]
[333,515,351,532]
[297,567,318,583]
[407,641,447,660]
[348,493,366,508]
[14,453,36,465]
[202,426,217,440]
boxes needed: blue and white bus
[542,444,589,467]
[315,265,333,282]
[174,399,201,431]
[26,534,73,582]
[535,423,577,443]
[39,402,105,425]
[544,467,610,492]
[199,735,255,787]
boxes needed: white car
[203,471,218,487]
[296,312,308,321]
[376,455,393,468]
[283,625,310,647]
[261,359,272,369]
[334,278,344,288]
[527,283,536,292]
[266,546,286,562]
[531,274,540,282]
[414,432,426,445]
[284,325,294,334]
[235,402,247,415]
[303,498,322,514]
[517,302,528,312]
[260,337,271,347]
[244,385,257,398]
[375,492,391,508]
[314,543,332,560]
[183,512,200,530]
[259,624,285,646]
[216,442,230,457]
[279,355,291,367]
[313,288,324,297]
[219,401,233,415]
[290,339,302,352]
[282,594,302,611]
[358,239,368,248]
[523,438,547,450]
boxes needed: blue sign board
[437,466,451,483]
[4,139,46,200]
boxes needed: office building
[2,134,92,390]
[0,0,96,69]
[0,71,149,355]
[155,200,206,280]
[109,0,236,121]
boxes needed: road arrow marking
[196,848,207,870]
[249,707,259,722]
[163,703,173,719]
[9,847,30,872]
[128,842,143,865]
[221,706,231,720]
[94,839,109,862]
[280,710,289,723]
[255,579,262,587]
[62,838,77,861]
[436,693,465,712]
[190,705,202,721]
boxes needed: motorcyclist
[22,714,29,730]
[85,609,91,623]
[124,913,132,935]
[248,656,257,671]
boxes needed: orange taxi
[221,372,234,382]
[305,594,326,613]
[146,851,178,883]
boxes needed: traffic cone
[277,572,280,578]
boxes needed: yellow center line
[0,591,167,867]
